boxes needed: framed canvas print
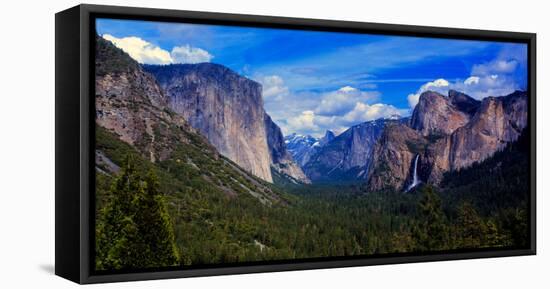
[55,4,536,284]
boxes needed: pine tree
[484,219,503,247]
[96,157,180,270]
[412,185,449,251]
[132,170,180,267]
[456,202,486,248]
[501,207,528,248]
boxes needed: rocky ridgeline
[143,63,307,184]
[264,114,310,184]
[366,90,527,191]
[287,88,527,191]
[95,35,192,163]
[303,119,393,182]
[98,34,527,191]
[95,35,284,204]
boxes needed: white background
[0,0,547,287]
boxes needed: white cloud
[406,50,526,109]
[315,86,380,115]
[339,86,356,92]
[282,101,405,137]
[171,45,213,64]
[259,75,289,101]
[456,50,525,99]
[102,34,213,65]
[266,82,405,137]
[407,78,450,108]
[287,110,319,132]
[341,102,406,125]
[408,74,520,109]
[464,76,480,85]
[472,59,518,75]
[103,34,172,64]
[455,74,519,99]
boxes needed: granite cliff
[264,114,310,184]
[425,90,528,183]
[95,35,283,205]
[367,123,427,191]
[144,63,306,183]
[367,90,528,191]
[96,35,186,163]
[284,132,330,167]
[410,91,470,136]
[144,63,274,182]
[303,119,393,182]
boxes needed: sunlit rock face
[368,90,527,191]
[145,63,280,182]
[303,119,394,183]
[410,91,470,136]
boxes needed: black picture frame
[55,4,537,284]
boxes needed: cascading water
[406,154,421,192]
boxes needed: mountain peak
[504,90,528,101]
[448,90,481,116]
[324,130,335,138]
[411,90,470,136]
[387,114,402,120]
[284,133,320,167]
[320,130,336,145]
[96,35,141,76]
[420,90,447,102]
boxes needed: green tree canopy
[96,156,179,270]
[413,185,449,251]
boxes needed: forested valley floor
[95,126,529,270]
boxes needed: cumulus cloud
[457,74,520,99]
[407,78,450,108]
[464,76,480,85]
[406,48,526,109]
[472,59,518,75]
[283,101,405,137]
[170,45,213,64]
[103,34,173,64]
[315,86,380,115]
[341,102,405,125]
[286,110,319,132]
[280,102,408,137]
[407,74,521,109]
[259,75,289,101]
[102,34,213,64]
[270,83,405,137]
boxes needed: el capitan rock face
[410,91,470,136]
[95,35,284,205]
[98,33,528,190]
[144,63,273,182]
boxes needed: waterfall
[406,154,421,192]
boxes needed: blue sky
[97,18,527,137]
